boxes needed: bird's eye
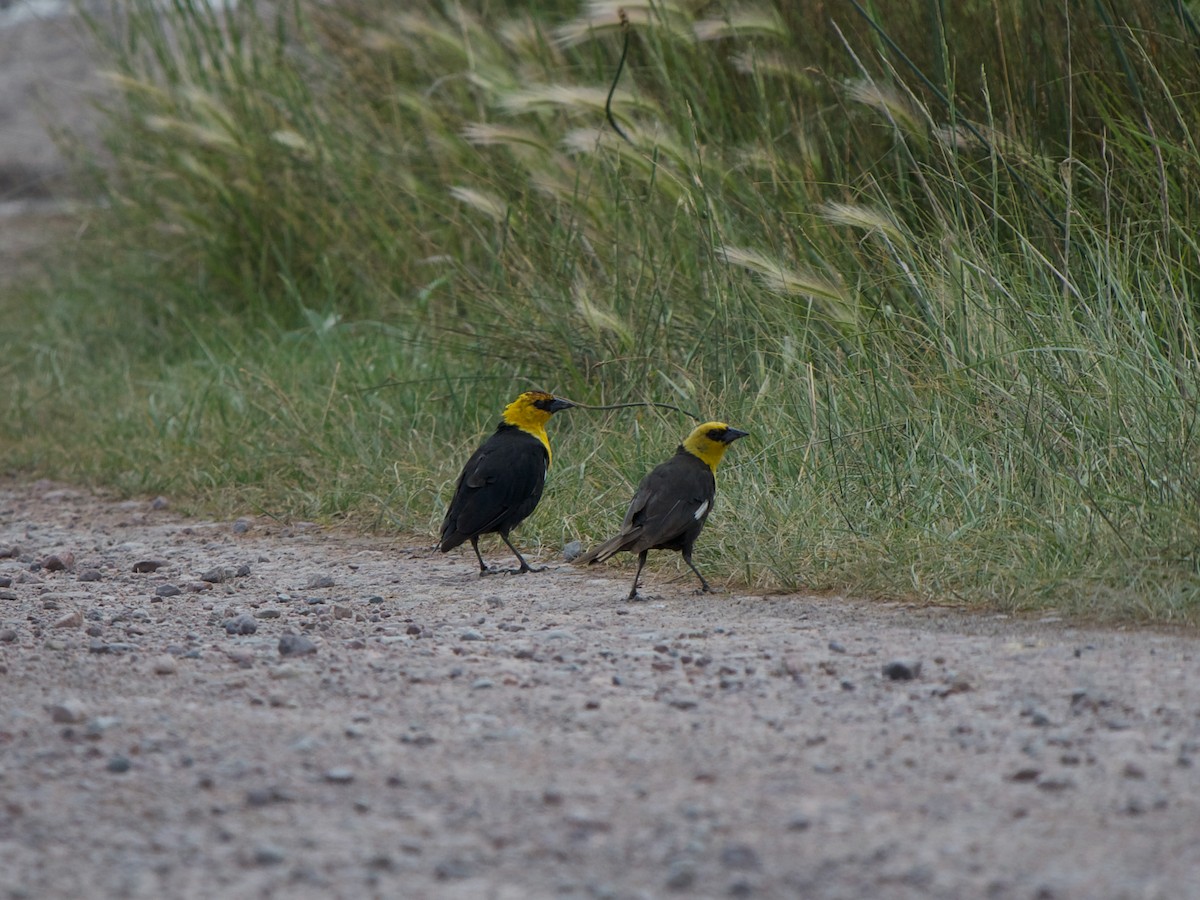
[707,429,723,441]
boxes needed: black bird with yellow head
[576,420,748,599]
[439,390,574,575]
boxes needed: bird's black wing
[440,428,548,549]
[626,451,715,553]
[577,449,714,562]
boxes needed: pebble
[882,660,922,681]
[41,553,73,572]
[665,860,696,889]
[133,560,165,573]
[106,755,132,774]
[49,699,88,724]
[460,629,485,642]
[223,614,258,635]
[151,655,179,675]
[155,584,182,598]
[0,545,18,558]
[250,845,287,866]
[471,678,494,690]
[53,610,83,629]
[332,604,352,620]
[719,844,761,871]
[151,495,170,510]
[90,641,139,654]
[78,569,102,582]
[366,595,384,604]
[562,540,583,562]
[828,641,847,654]
[278,634,317,657]
[0,589,16,601]
[253,608,282,619]
[232,517,252,534]
[0,575,10,589]
[323,767,355,784]
[0,628,17,643]
[202,566,237,584]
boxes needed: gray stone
[278,634,317,657]
[882,660,922,681]
[223,614,258,635]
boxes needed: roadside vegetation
[3,0,1200,623]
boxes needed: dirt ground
[1,480,1198,900]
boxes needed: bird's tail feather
[574,530,635,566]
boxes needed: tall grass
[3,0,1200,622]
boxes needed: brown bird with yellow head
[439,390,574,575]
[576,420,748,599]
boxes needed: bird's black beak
[722,428,749,443]
[548,397,575,414]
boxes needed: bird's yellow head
[681,421,749,472]
[501,391,574,463]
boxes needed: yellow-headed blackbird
[576,421,748,599]
[439,390,574,575]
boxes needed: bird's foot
[481,564,547,576]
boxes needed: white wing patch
[693,500,710,520]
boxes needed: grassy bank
[3,0,1200,623]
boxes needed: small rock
[78,569,102,582]
[1122,761,1147,780]
[49,699,88,724]
[0,546,18,559]
[278,634,317,657]
[0,628,17,643]
[562,540,583,562]
[0,589,17,601]
[406,624,422,635]
[235,564,251,577]
[155,583,182,598]
[1037,776,1075,792]
[91,641,139,654]
[232,517,252,534]
[53,610,83,629]
[202,566,237,584]
[133,560,165,573]
[253,608,282,619]
[828,640,847,654]
[366,595,384,604]
[305,574,335,590]
[786,813,812,832]
[245,786,293,807]
[1008,767,1042,783]
[332,604,352,620]
[471,678,494,690]
[882,660,922,681]
[86,716,122,737]
[719,844,761,871]
[460,629,485,642]
[151,655,179,675]
[250,845,286,866]
[223,614,258,635]
[107,755,132,774]
[150,495,170,510]
[323,767,355,784]
[41,553,73,572]
[666,860,696,890]
[0,575,10,588]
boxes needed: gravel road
[1,479,1198,899]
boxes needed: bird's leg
[682,551,712,594]
[471,537,495,576]
[626,550,648,601]
[500,533,546,574]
